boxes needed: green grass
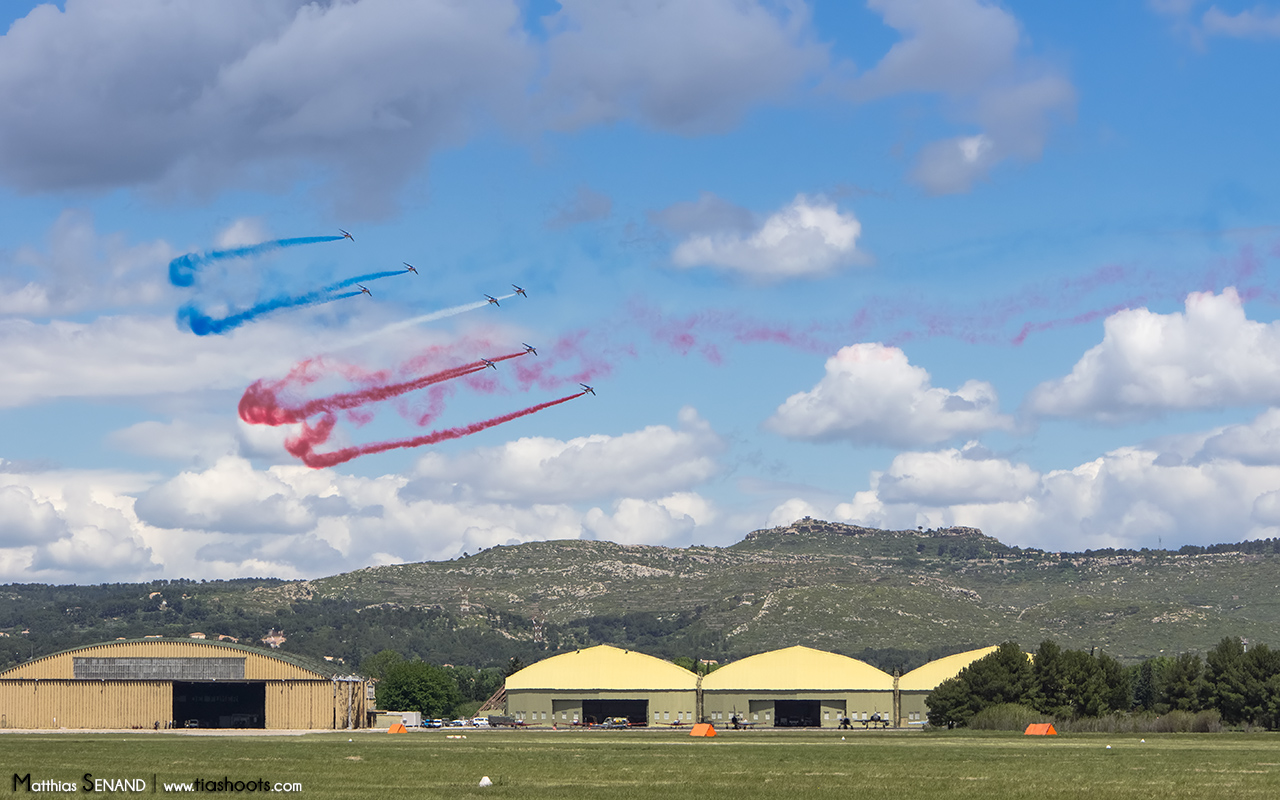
[5,729,1280,799]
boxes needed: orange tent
[689,723,717,737]
[386,723,409,734]
[1024,723,1057,736]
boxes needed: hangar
[504,644,698,726]
[897,645,1000,725]
[700,645,895,727]
[0,639,368,730]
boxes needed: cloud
[406,406,725,504]
[0,313,326,408]
[0,485,68,546]
[134,456,317,534]
[0,1,827,215]
[0,0,534,217]
[583,493,716,546]
[766,343,1012,446]
[0,210,174,316]
[814,410,1280,550]
[668,194,862,280]
[1202,5,1280,38]
[874,442,1040,505]
[541,0,827,134]
[546,185,612,229]
[1027,288,1280,421]
[854,0,1075,193]
[1197,408,1280,465]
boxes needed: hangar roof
[0,638,336,681]
[898,645,1000,691]
[505,645,697,692]
[701,646,893,692]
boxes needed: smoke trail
[178,269,407,336]
[169,236,345,287]
[240,351,528,425]
[287,391,588,469]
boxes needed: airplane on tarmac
[357,284,372,297]
[579,384,595,395]
[485,294,500,307]
[481,358,497,370]
[523,343,537,355]
[339,229,355,241]
[512,284,527,297]
[403,263,418,274]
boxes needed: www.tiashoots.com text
[12,773,302,792]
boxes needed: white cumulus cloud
[1027,288,1280,421]
[812,408,1280,551]
[408,406,725,504]
[854,0,1075,193]
[669,194,861,280]
[767,343,1012,446]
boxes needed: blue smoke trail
[178,270,405,336]
[168,235,345,287]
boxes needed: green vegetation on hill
[6,520,1280,674]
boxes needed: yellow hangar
[505,644,698,726]
[701,645,895,727]
[0,639,368,730]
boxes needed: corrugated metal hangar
[505,645,698,725]
[0,639,368,730]
[505,643,997,727]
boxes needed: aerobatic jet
[481,358,498,370]
[357,284,372,297]
[512,284,527,297]
[339,229,355,241]
[485,294,500,307]
[579,383,596,395]
[522,343,537,356]
[403,263,418,274]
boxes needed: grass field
[5,729,1280,799]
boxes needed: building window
[824,711,830,720]
[561,712,567,720]
[541,712,547,720]
[752,713,758,721]
[664,711,669,720]
[654,712,661,720]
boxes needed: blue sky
[3,0,1280,582]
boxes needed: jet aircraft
[403,263,418,274]
[485,294,500,307]
[512,284,527,297]
[481,358,497,370]
[357,284,372,297]
[339,229,354,241]
[579,383,596,395]
[522,343,537,356]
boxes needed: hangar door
[774,699,820,727]
[173,682,265,729]
[582,699,647,725]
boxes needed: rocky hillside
[5,520,1280,673]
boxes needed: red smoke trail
[286,391,589,469]
[239,351,527,426]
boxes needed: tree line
[927,637,1280,729]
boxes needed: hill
[4,519,1280,674]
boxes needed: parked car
[183,719,200,728]
[445,719,467,727]
[425,719,444,728]
[602,717,631,729]
[470,717,491,728]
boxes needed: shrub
[968,703,1047,731]
[1192,709,1223,733]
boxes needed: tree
[359,649,404,681]
[377,661,462,718]
[924,676,970,728]
[1032,640,1069,716]
[924,641,1032,727]
[1161,652,1203,713]
[1205,637,1248,723]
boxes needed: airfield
[6,729,1280,799]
